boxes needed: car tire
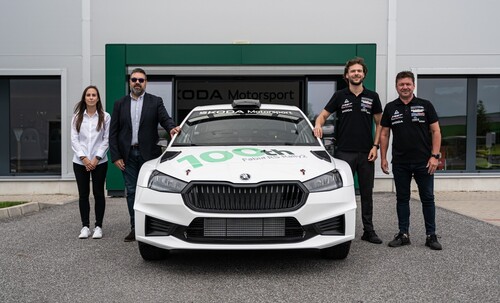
[320,241,351,260]
[138,241,170,261]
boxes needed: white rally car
[134,99,356,260]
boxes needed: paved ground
[1,191,499,227]
[431,192,500,227]
[0,192,498,302]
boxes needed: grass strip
[0,201,27,209]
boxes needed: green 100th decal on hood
[177,148,306,169]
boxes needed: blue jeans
[392,162,436,235]
[122,147,146,229]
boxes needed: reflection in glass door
[476,78,500,170]
[8,77,61,175]
[307,80,337,154]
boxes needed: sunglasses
[130,77,146,83]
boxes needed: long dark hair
[73,85,105,133]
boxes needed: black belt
[131,144,140,149]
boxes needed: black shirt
[381,96,439,164]
[324,87,382,153]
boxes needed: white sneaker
[92,226,103,239]
[79,226,91,239]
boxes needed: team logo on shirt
[361,97,373,114]
[341,99,353,113]
[410,106,426,123]
[391,109,404,125]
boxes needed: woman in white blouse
[71,85,110,239]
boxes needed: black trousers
[335,151,375,232]
[73,162,108,228]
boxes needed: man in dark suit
[109,68,180,242]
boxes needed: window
[0,76,61,176]
[306,77,343,155]
[477,78,500,170]
[418,76,500,172]
[174,109,318,147]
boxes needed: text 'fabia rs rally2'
[134,99,356,261]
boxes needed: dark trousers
[335,151,375,232]
[73,162,108,228]
[122,147,146,229]
[392,162,436,235]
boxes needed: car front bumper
[134,184,356,251]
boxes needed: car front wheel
[320,241,351,260]
[138,241,170,261]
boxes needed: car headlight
[303,170,343,192]
[148,170,187,193]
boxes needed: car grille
[182,182,307,213]
[185,217,305,243]
[144,215,344,244]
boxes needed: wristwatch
[373,144,380,150]
[431,153,441,159]
[96,156,102,160]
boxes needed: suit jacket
[109,93,176,164]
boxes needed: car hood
[144,146,349,184]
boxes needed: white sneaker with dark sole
[79,226,91,239]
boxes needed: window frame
[0,68,68,178]
[414,68,500,173]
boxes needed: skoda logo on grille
[240,173,251,181]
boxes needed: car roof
[191,103,300,111]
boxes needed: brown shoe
[124,229,135,242]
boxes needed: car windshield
[173,109,319,146]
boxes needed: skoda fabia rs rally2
[134,99,356,260]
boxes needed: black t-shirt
[324,87,382,153]
[380,96,439,164]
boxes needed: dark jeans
[122,147,146,229]
[392,162,436,235]
[73,162,108,228]
[335,151,375,232]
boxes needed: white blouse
[71,110,111,165]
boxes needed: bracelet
[373,144,380,150]
[80,156,86,161]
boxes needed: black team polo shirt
[381,96,439,164]
[324,87,382,153]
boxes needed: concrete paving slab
[0,194,77,218]
[413,191,500,227]
[0,208,9,220]
[7,205,22,217]
[19,202,40,214]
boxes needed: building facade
[1,0,499,194]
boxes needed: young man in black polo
[380,70,442,250]
[314,57,383,244]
